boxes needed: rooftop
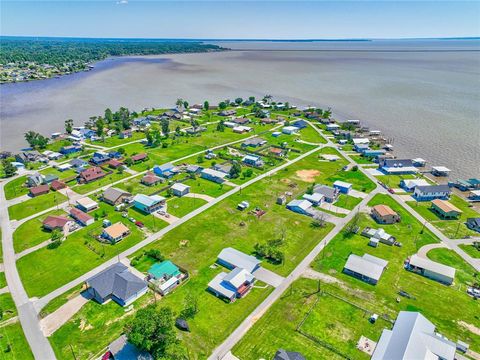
[217,247,261,273]
[344,253,388,281]
[431,199,462,214]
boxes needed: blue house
[333,180,353,194]
[413,185,451,201]
[201,168,227,183]
[79,128,95,139]
[363,149,386,158]
[292,120,308,129]
[108,151,122,159]
[286,199,313,215]
[91,152,110,165]
[355,144,370,153]
[242,154,264,167]
[133,194,166,214]
[153,163,176,178]
[60,145,82,155]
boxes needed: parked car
[135,221,144,228]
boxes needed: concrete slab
[254,268,284,288]
[365,168,383,176]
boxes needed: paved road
[34,144,323,312]
[0,177,57,359]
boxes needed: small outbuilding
[343,253,388,285]
[171,183,190,197]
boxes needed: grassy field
[39,167,77,181]
[0,270,5,289]
[459,244,480,258]
[334,193,363,210]
[167,196,208,218]
[8,192,67,221]
[3,175,28,200]
[116,174,167,195]
[375,174,417,188]
[0,293,17,322]
[12,209,66,253]
[309,193,480,352]
[298,124,327,144]
[17,203,146,297]
[87,131,145,148]
[0,322,33,360]
[183,177,232,198]
[406,195,480,238]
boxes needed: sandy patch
[79,319,93,331]
[459,321,480,336]
[295,169,320,183]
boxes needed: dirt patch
[79,318,93,332]
[295,169,320,183]
[459,321,480,336]
[280,178,292,184]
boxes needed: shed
[333,180,352,194]
[171,183,190,197]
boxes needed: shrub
[47,240,62,250]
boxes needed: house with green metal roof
[148,260,181,280]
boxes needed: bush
[47,240,62,250]
[145,249,164,261]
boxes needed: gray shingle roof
[415,185,450,193]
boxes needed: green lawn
[406,195,480,238]
[309,193,480,352]
[39,167,77,181]
[8,192,67,221]
[17,203,146,298]
[116,175,167,196]
[0,272,7,290]
[72,171,130,195]
[13,209,66,253]
[375,174,417,189]
[87,131,145,148]
[167,196,207,218]
[0,322,33,360]
[459,244,480,259]
[127,207,168,233]
[0,293,17,322]
[427,248,479,285]
[298,124,327,144]
[183,177,232,198]
[3,176,28,200]
[334,193,363,210]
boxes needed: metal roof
[409,254,456,279]
[133,194,165,207]
[344,254,388,281]
[223,267,254,288]
[217,247,261,273]
[415,185,451,193]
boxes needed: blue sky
[1,1,479,39]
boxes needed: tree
[125,305,182,359]
[65,119,74,134]
[322,107,332,119]
[161,118,170,138]
[183,101,189,109]
[180,293,199,319]
[95,117,105,137]
[248,96,255,103]
[104,108,113,124]
[118,147,126,155]
[196,154,204,164]
[235,97,243,105]
[2,159,17,177]
[218,101,227,110]
[203,101,209,110]
[229,161,242,179]
[175,98,184,109]
[216,120,225,132]
[262,94,272,104]
[175,126,181,135]
[190,119,199,130]
[242,168,253,178]
[24,131,49,149]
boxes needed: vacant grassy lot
[3,175,29,200]
[310,193,480,352]
[13,209,66,253]
[167,196,208,218]
[39,167,77,181]
[459,243,480,258]
[87,131,145,148]
[17,203,146,297]
[0,271,6,289]
[183,177,232,198]
[0,322,33,360]
[375,174,417,188]
[0,293,17,322]
[406,195,480,238]
[8,192,67,221]
[334,193,363,210]
[298,124,327,144]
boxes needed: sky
[1,1,479,39]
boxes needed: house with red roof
[78,166,106,183]
[42,215,74,234]
[30,184,50,197]
[131,153,148,163]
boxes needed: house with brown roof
[131,153,148,163]
[270,147,286,157]
[102,187,131,206]
[50,180,66,191]
[141,172,163,186]
[70,207,94,226]
[233,117,250,125]
[78,166,106,183]
[431,199,462,219]
[43,215,73,234]
[371,205,400,224]
[108,159,123,169]
[30,184,50,197]
[102,222,130,243]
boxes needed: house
[133,117,151,127]
[50,180,66,191]
[106,335,153,360]
[30,184,50,197]
[15,151,42,164]
[276,194,287,205]
[233,125,252,134]
[282,126,298,135]
[153,162,176,178]
[119,130,132,139]
[431,166,451,177]
[217,247,261,273]
[380,159,418,174]
[185,165,203,174]
[148,260,183,295]
[468,190,480,201]
[56,163,72,172]
[406,254,455,285]
[361,227,396,246]
[346,119,360,126]
[242,137,267,147]
[224,121,236,128]
[86,263,147,307]
[354,143,370,153]
[431,199,462,219]
[171,183,190,197]
[76,197,99,212]
[272,131,282,137]
[133,194,166,214]
[321,154,340,161]
[371,205,400,224]
[70,158,88,169]
[260,118,278,124]
[102,222,131,243]
[213,163,232,174]
[141,172,163,186]
[270,147,286,157]
[352,138,370,146]
[208,267,255,302]
[302,192,324,206]
[372,311,456,360]
[333,180,352,194]
[27,173,44,187]
[108,151,122,159]
[60,145,82,155]
[42,215,73,234]
[108,159,123,169]
[78,167,106,183]
[274,349,306,360]
[91,151,110,165]
[466,218,480,233]
[326,123,340,131]
[219,109,236,116]
[363,149,386,158]
[412,158,427,167]
[242,154,264,167]
[313,185,338,203]
[43,174,59,184]
[233,117,250,125]
[70,207,94,226]
[131,153,147,163]
[292,120,308,129]
[286,199,313,215]
[343,253,388,285]
[102,187,131,205]
[400,179,430,192]
[201,168,227,183]
[413,185,451,201]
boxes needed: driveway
[254,268,284,288]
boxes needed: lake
[1,39,479,178]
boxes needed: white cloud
[116,0,128,5]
